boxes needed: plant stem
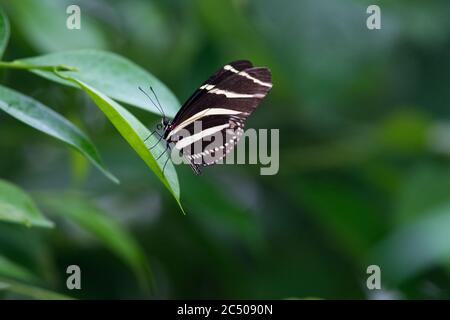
[0,60,77,72]
[53,68,72,80]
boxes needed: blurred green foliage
[0,0,450,299]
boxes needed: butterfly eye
[156,123,163,130]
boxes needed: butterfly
[140,60,272,175]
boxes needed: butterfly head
[158,117,172,132]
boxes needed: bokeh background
[1,0,450,299]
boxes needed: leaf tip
[178,201,186,215]
[108,173,120,185]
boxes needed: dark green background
[1,0,450,299]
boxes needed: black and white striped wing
[170,113,245,167]
[171,60,253,126]
[166,62,272,172]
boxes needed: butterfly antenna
[138,86,164,116]
[150,86,166,120]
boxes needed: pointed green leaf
[56,76,183,212]
[0,255,39,283]
[0,84,118,183]
[0,279,73,300]
[7,0,107,52]
[21,50,180,117]
[39,192,152,289]
[373,203,450,285]
[0,179,53,228]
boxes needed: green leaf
[0,6,10,58]
[21,49,180,117]
[0,282,9,290]
[372,203,450,285]
[0,278,73,300]
[0,84,118,184]
[55,76,183,212]
[0,255,38,283]
[0,179,53,228]
[372,165,450,284]
[7,0,107,52]
[39,192,152,289]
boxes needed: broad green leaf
[372,165,450,284]
[39,192,152,289]
[0,84,118,183]
[0,282,9,290]
[0,278,73,300]
[6,0,107,52]
[21,50,180,117]
[55,76,183,212]
[0,255,38,283]
[372,203,450,285]
[0,179,53,228]
[0,6,10,58]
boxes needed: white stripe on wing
[223,65,272,88]
[167,108,243,139]
[208,88,265,98]
[174,124,230,150]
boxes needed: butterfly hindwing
[174,119,244,168]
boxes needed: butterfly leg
[160,142,173,175]
[143,130,157,143]
[148,131,164,150]
[162,149,172,175]
[156,143,170,160]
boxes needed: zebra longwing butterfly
[143,60,272,175]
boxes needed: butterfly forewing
[171,60,253,126]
